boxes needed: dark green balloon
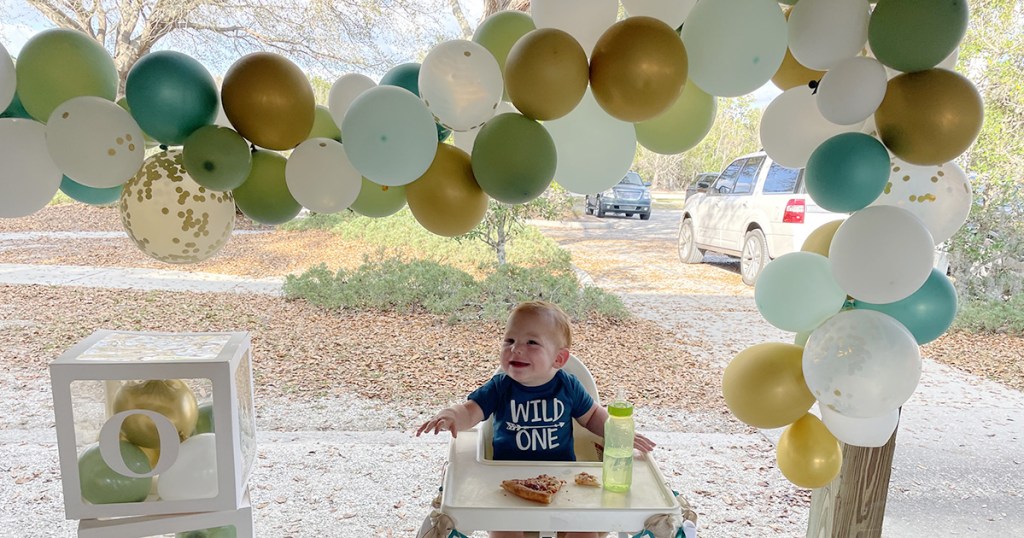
[126,50,219,145]
[471,113,556,204]
[176,526,237,538]
[868,0,968,73]
[379,62,451,142]
[350,177,406,217]
[60,176,122,206]
[805,132,890,213]
[183,125,253,191]
[0,90,31,119]
[78,441,152,505]
[308,105,342,141]
[15,29,117,122]
[854,268,958,345]
[232,150,301,224]
[193,401,215,435]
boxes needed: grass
[954,294,1024,335]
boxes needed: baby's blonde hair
[509,301,572,348]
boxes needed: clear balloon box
[77,494,251,538]
[50,330,256,520]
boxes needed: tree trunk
[483,0,531,18]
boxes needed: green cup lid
[608,401,633,417]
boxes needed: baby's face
[499,310,567,387]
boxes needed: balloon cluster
[722,0,977,489]
[78,379,218,504]
[0,1,723,262]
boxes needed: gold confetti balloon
[119,149,235,264]
[44,96,145,189]
[870,158,972,245]
[113,379,199,449]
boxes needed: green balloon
[308,105,342,141]
[0,90,31,119]
[176,526,237,538]
[350,177,407,217]
[183,125,253,191]
[471,113,556,204]
[232,150,302,224]
[125,50,219,145]
[635,81,717,155]
[193,401,215,435]
[15,28,117,122]
[78,441,152,505]
[60,176,122,206]
[868,0,968,73]
[116,97,160,148]
[805,132,890,213]
[379,63,451,142]
[854,268,958,345]
[473,11,536,75]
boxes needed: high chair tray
[440,427,680,533]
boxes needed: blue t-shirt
[468,370,595,461]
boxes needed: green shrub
[953,295,1024,335]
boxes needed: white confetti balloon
[0,118,62,218]
[46,96,145,188]
[419,39,503,132]
[870,158,972,244]
[120,149,235,264]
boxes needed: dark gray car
[584,171,652,220]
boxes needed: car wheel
[741,229,769,286]
[597,205,606,218]
[585,203,593,215]
[640,213,650,221]
[677,218,704,263]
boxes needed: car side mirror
[696,181,710,189]
[717,185,732,194]
[642,181,651,187]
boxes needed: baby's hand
[416,409,458,438]
[634,433,657,454]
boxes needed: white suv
[677,151,844,285]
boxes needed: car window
[732,156,764,195]
[620,172,644,186]
[711,159,744,195]
[763,162,802,194]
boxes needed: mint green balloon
[350,177,406,217]
[471,113,556,204]
[1,90,31,119]
[635,81,717,155]
[854,268,957,345]
[308,104,341,141]
[78,442,152,504]
[176,526,237,538]
[183,125,253,191]
[232,150,301,224]
[754,252,847,333]
[869,0,968,73]
[805,132,890,213]
[193,401,215,435]
[15,29,117,122]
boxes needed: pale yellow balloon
[777,413,843,489]
[801,220,845,257]
[772,47,826,91]
[113,380,199,449]
[722,343,816,429]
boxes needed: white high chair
[480,354,603,462]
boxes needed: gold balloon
[777,413,843,489]
[505,28,589,121]
[801,219,845,257]
[874,69,983,166]
[772,48,826,91]
[221,52,315,150]
[722,343,816,429]
[405,143,488,237]
[113,380,198,449]
[589,16,688,123]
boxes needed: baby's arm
[579,403,657,453]
[416,400,485,438]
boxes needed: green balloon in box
[177,526,237,538]
[194,401,216,435]
[78,441,152,504]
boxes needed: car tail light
[783,199,805,223]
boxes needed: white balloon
[452,101,517,154]
[804,309,921,419]
[120,149,236,264]
[531,0,618,56]
[621,0,697,30]
[681,0,788,97]
[285,137,362,213]
[545,88,636,195]
[788,0,869,71]
[419,40,503,132]
[870,158,972,245]
[0,42,14,112]
[46,96,145,188]
[816,57,888,126]
[760,86,863,168]
[328,73,376,131]
[0,118,62,217]
[820,405,899,448]
[829,205,935,303]
[156,433,219,501]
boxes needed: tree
[1,0,469,90]
[460,186,574,266]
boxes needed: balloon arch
[0,0,979,491]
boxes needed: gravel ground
[1,204,1020,537]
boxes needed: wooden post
[806,425,898,538]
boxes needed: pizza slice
[500,474,565,504]
[574,471,600,487]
